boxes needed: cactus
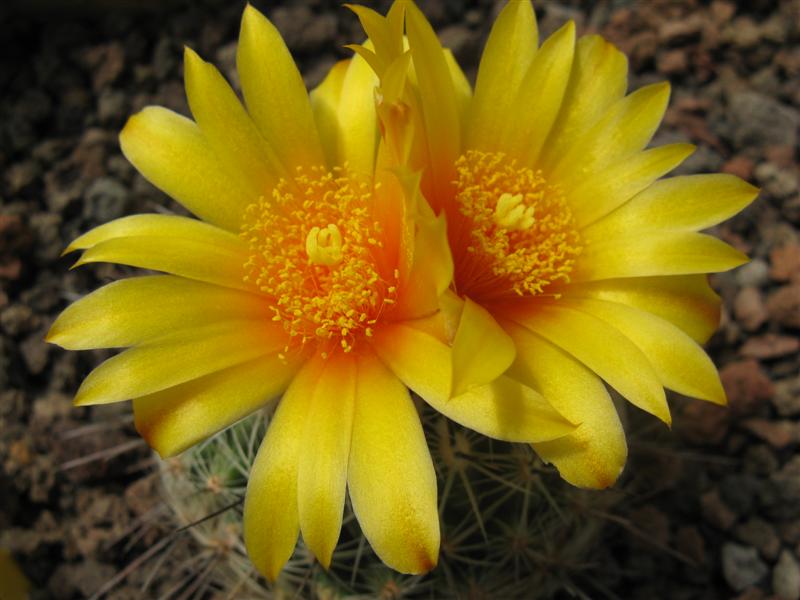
[160,399,619,599]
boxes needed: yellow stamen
[454,150,582,300]
[241,166,399,354]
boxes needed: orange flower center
[241,166,398,356]
[453,150,582,302]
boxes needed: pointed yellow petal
[509,303,670,424]
[74,320,284,406]
[574,232,748,282]
[66,214,241,253]
[569,143,695,229]
[467,0,537,151]
[310,59,350,168]
[506,323,627,489]
[237,5,323,169]
[551,81,670,182]
[73,235,251,291]
[245,357,323,581]
[563,275,721,343]
[371,323,574,442]
[47,275,268,350]
[346,4,403,65]
[184,46,284,197]
[406,1,460,197]
[584,174,760,239]
[540,34,628,171]
[562,298,725,404]
[134,354,301,457]
[505,21,576,166]
[66,215,251,290]
[451,297,515,397]
[349,350,439,574]
[443,49,471,134]
[297,353,356,568]
[337,46,378,174]
[119,107,251,231]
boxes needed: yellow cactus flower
[47,5,575,579]
[354,0,758,489]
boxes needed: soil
[1,0,798,598]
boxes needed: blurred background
[1,0,798,598]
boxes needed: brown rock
[742,418,800,449]
[740,334,800,359]
[659,15,704,45]
[676,526,706,565]
[657,49,688,75]
[734,517,781,560]
[773,378,800,417]
[678,400,729,445]
[723,156,756,181]
[770,243,800,282]
[701,488,737,530]
[734,287,769,331]
[721,360,775,415]
[767,285,800,328]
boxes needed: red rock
[722,156,756,181]
[734,287,769,331]
[740,334,800,359]
[765,145,797,169]
[767,285,800,328]
[770,242,800,282]
[742,418,800,449]
[721,359,775,415]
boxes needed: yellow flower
[47,5,573,579]
[354,1,758,489]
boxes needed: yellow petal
[0,549,30,600]
[184,46,284,197]
[451,297,515,397]
[371,323,575,442]
[568,143,695,229]
[562,298,725,404]
[297,353,356,568]
[245,357,323,581]
[551,81,670,182]
[119,107,251,231]
[467,0,537,151]
[47,275,267,350]
[66,214,241,253]
[310,59,350,168]
[508,302,670,424]
[406,1,460,198]
[348,350,439,574]
[539,34,628,171]
[584,173,760,239]
[563,275,720,343]
[506,323,627,489]
[347,4,404,67]
[444,48,471,134]
[574,231,748,282]
[505,21,576,166]
[67,215,251,290]
[237,5,324,170]
[134,354,301,457]
[337,45,378,174]
[74,320,284,406]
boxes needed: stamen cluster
[454,150,582,301]
[242,166,398,355]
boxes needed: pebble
[733,287,769,331]
[740,334,800,359]
[767,285,800,328]
[723,543,769,591]
[701,488,737,530]
[728,92,799,149]
[773,378,800,417]
[774,550,800,600]
[770,242,800,282]
[736,259,770,288]
[720,359,775,415]
[83,177,129,224]
[742,419,800,449]
[756,163,800,201]
[735,517,781,561]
